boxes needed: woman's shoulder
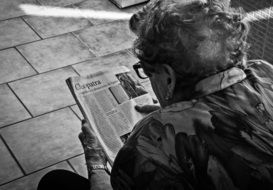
[112,95,273,189]
[129,109,162,137]
[247,59,273,78]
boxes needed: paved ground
[0,0,145,189]
[0,0,272,189]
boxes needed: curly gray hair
[130,0,249,90]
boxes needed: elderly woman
[38,0,273,189]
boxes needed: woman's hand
[135,99,160,114]
[79,120,112,189]
[135,104,160,114]
[79,120,107,175]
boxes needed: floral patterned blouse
[110,60,273,190]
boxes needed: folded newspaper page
[66,66,153,166]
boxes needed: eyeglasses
[133,62,149,79]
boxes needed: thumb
[135,105,160,114]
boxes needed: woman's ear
[161,64,176,99]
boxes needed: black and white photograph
[1,0,273,189]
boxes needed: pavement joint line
[69,106,82,120]
[0,15,29,23]
[5,65,76,85]
[0,38,41,52]
[0,30,87,52]
[66,160,78,174]
[21,16,94,39]
[14,46,39,74]
[0,153,84,187]
[0,72,38,86]
[0,105,79,130]
[0,135,27,177]
[0,47,133,87]
[71,31,98,56]
[7,83,34,118]
[20,104,78,120]
[0,73,37,86]
[21,16,43,40]
[71,65,81,76]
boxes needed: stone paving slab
[75,0,137,25]
[70,105,84,120]
[37,0,85,7]
[1,108,82,174]
[73,50,137,75]
[0,48,36,84]
[68,154,88,178]
[0,18,40,50]
[23,15,92,38]
[0,138,23,185]
[73,50,150,84]
[9,67,78,116]
[0,161,73,190]
[17,33,94,73]
[0,84,31,128]
[74,20,135,56]
[0,0,37,21]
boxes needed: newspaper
[66,66,153,166]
